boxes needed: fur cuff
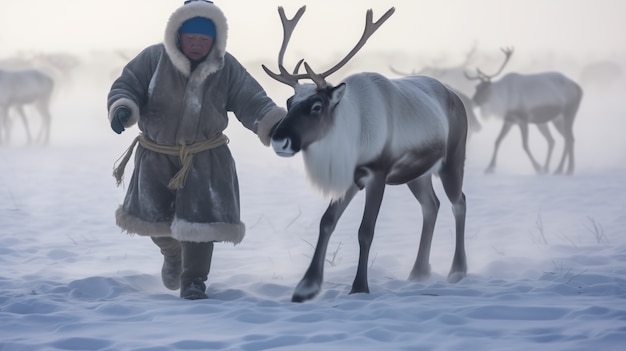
[171,219,245,244]
[109,98,140,127]
[256,106,286,146]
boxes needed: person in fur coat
[107,0,285,300]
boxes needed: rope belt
[113,133,229,190]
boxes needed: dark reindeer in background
[0,69,54,145]
[263,6,469,302]
[465,48,583,174]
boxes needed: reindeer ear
[330,83,346,106]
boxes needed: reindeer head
[465,47,514,106]
[262,6,394,156]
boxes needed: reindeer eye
[310,101,323,114]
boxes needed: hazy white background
[1,0,624,57]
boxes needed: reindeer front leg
[292,185,359,303]
[350,171,386,295]
[486,120,514,173]
[518,121,542,173]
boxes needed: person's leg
[180,241,214,300]
[151,237,182,290]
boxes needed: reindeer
[262,6,468,302]
[465,48,583,174]
[0,69,54,145]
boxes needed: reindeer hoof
[448,259,467,283]
[291,293,313,303]
[408,270,431,282]
[447,271,466,284]
[408,263,431,281]
[348,286,370,295]
[292,280,321,303]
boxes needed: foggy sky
[1,0,624,62]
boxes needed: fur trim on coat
[116,206,245,244]
[108,97,140,127]
[163,1,228,79]
[256,107,286,146]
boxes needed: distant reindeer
[0,69,54,145]
[465,48,583,174]
[391,44,478,97]
[389,46,481,136]
[263,6,468,302]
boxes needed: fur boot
[180,241,214,300]
[151,237,182,290]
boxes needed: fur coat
[107,1,285,244]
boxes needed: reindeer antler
[312,8,395,83]
[464,69,487,81]
[261,6,309,87]
[263,6,396,89]
[465,47,514,82]
[484,47,514,79]
[388,65,422,77]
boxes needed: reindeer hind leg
[406,175,439,281]
[554,98,581,174]
[0,107,8,144]
[439,154,467,283]
[536,123,555,174]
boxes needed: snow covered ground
[1,63,625,350]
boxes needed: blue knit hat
[179,17,216,37]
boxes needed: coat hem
[115,206,171,237]
[115,206,245,244]
[171,218,245,244]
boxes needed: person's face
[180,33,214,61]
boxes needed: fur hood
[163,1,228,78]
